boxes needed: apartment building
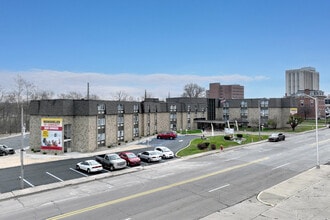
[29,96,300,153]
[207,83,244,99]
[285,67,320,96]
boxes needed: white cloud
[0,69,271,100]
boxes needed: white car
[138,151,162,162]
[76,160,103,173]
[154,146,174,159]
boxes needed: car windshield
[270,134,278,137]
[88,160,99,165]
[126,153,136,158]
[110,155,120,160]
[149,151,158,155]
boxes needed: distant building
[207,83,244,99]
[285,67,320,96]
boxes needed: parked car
[156,131,177,140]
[119,152,141,166]
[138,151,162,162]
[0,144,15,156]
[95,153,127,171]
[268,133,285,142]
[76,160,103,173]
[154,146,174,159]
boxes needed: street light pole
[303,94,320,169]
[315,97,320,169]
[258,100,261,140]
[20,106,25,189]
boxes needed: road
[0,130,329,220]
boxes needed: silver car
[0,144,15,156]
[138,151,162,162]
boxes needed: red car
[118,152,141,166]
[156,131,177,140]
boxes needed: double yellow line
[48,157,269,220]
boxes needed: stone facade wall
[72,116,97,153]
[105,115,117,147]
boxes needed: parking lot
[0,134,198,193]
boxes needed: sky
[0,0,329,100]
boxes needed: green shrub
[197,143,208,150]
[224,135,231,140]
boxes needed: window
[170,105,177,112]
[133,127,139,137]
[133,104,139,113]
[117,104,124,113]
[97,104,105,114]
[117,130,124,141]
[240,101,247,108]
[98,118,105,126]
[260,100,268,108]
[117,116,124,126]
[133,115,139,125]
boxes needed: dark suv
[268,133,285,142]
[0,144,15,155]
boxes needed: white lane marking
[178,140,183,142]
[272,163,290,170]
[46,172,64,182]
[208,184,230,193]
[69,168,88,177]
[19,176,35,187]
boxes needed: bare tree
[113,91,129,101]
[182,83,205,98]
[58,91,84,99]
[32,90,55,100]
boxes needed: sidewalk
[201,165,330,220]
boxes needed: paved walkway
[201,165,330,220]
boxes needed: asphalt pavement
[1,132,330,219]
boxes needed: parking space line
[69,168,88,177]
[46,172,64,182]
[208,184,230,192]
[19,176,35,187]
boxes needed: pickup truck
[95,153,127,171]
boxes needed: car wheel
[76,165,80,170]
[110,165,115,171]
[147,158,151,163]
[127,161,130,166]
[87,169,91,174]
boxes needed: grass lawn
[177,133,269,157]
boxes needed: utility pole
[20,106,25,189]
